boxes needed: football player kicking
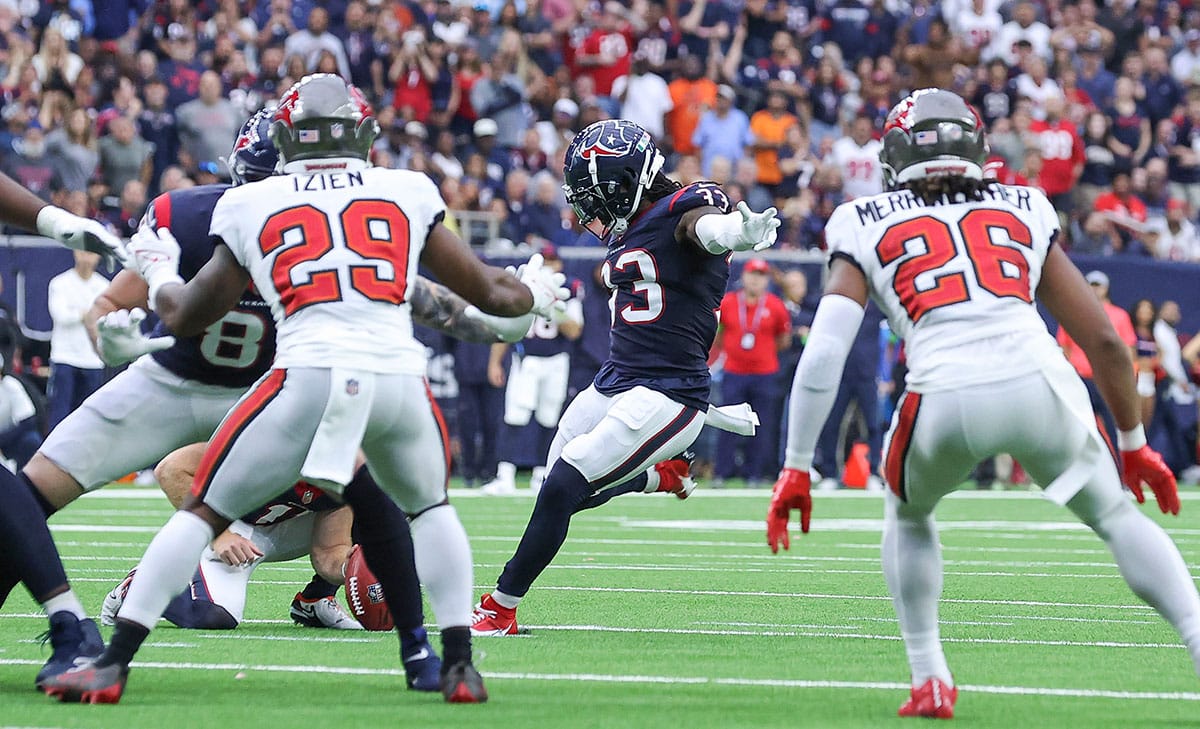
[470,119,780,636]
[6,109,531,692]
[101,443,366,633]
[769,89,1200,719]
[41,74,567,704]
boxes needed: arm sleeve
[783,294,865,470]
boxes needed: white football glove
[463,306,535,343]
[518,253,570,318]
[36,205,130,271]
[128,226,184,310]
[96,307,176,366]
[694,201,782,254]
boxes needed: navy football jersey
[239,481,341,527]
[141,184,276,388]
[522,277,583,358]
[594,182,732,410]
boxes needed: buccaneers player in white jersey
[42,75,567,705]
[770,89,1200,718]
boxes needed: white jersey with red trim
[210,165,445,374]
[824,184,1063,393]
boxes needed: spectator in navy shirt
[1142,46,1183,126]
[137,76,178,196]
[337,0,384,99]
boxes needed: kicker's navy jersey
[594,182,732,410]
[141,184,276,388]
[239,481,341,527]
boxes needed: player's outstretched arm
[422,222,565,317]
[0,173,129,269]
[770,258,868,552]
[410,276,532,343]
[1039,245,1179,514]
[681,201,781,254]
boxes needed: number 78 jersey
[210,166,444,374]
[825,184,1063,392]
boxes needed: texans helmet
[271,74,379,166]
[228,108,279,186]
[562,119,665,237]
[879,89,988,190]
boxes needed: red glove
[767,468,812,553]
[1122,445,1180,515]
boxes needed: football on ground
[343,544,393,632]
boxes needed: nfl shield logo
[367,584,385,604]
[300,489,314,504]
[346,379,359,396]
[330,122,345,139]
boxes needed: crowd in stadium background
[0,0,1198,487]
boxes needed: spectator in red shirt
[713,258,790,486]
[1056,270,1137,448]
[1094,170,1152,252]
[575,2,633,99]
[1029,94,1085,213]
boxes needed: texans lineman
[43,75,566,704]
[470,119,779,636]
[769,89,1200,718]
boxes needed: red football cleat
[441,660,488,703]
[653,451,696,499]
[40,659,129,704]
[898,678,957,719]
[470,593,518,636]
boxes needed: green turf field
[2,485,1199,728]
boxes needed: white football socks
[1083,497,1200,675]
[411,504,474,627]
[42,590,86,620]
[882,497,953,688]
[117,510,214,630]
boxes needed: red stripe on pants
[884,392,922,501]
[192,369,287,498]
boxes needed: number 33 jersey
[825,184,1063,393]
[141,184,276,388]
[595,182,733,411]
[210,166,445,374]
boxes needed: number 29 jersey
[209,166,445,375]
[141,184,276,388]
[594,182,733,411]
[825,184,1063,393]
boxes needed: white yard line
[0,657,1195,701]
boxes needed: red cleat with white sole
[653,451,696,499]
[898,678,957,719]
[470,593,518,636]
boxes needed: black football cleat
[441,660,488,703]
[34,613,103,691]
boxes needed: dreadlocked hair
[902,176,996,206]
[645,171,684,203]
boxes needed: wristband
[1117,424,1147,451]
[35,205,72,239]
[146,271,184,313]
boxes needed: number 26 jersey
[594,182,733,411]
[210,166,445,375]
[825,184,1063,393]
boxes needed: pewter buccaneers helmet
[271,74,379,165]
[879,89,989,190]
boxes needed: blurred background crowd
[0,0,1196,489]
